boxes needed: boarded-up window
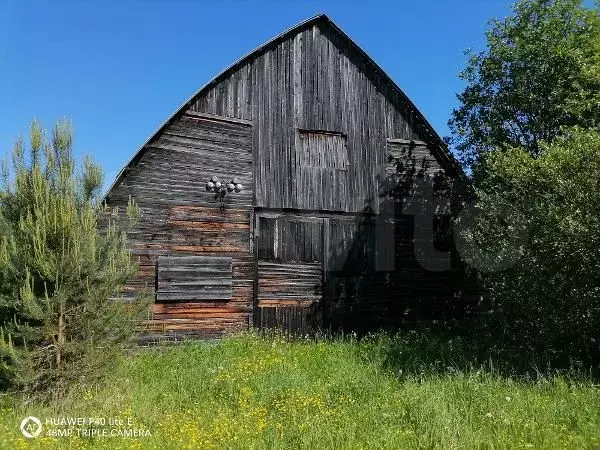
[297,130,349,169]
[257,216,322,263]
[156,256,232,302]
[279,218,322,262]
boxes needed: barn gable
[106,14,472,340]
[107,14,461,205]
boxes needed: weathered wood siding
[108,15,471,337]
[156,255,233,302]
[189,22,451,214]
[255,304,322,335]
[321,139,480,330]
[107,113,254,340]
[255,214,323,331]
[185,19,468,331]
[257,261,321,307]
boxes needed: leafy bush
[0,120,149,397]
[456,128,600,369]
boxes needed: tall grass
[1,331,599,449]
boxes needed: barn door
[254,214,323,333]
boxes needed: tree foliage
[0,120,148,396]
[449,0,600,169]
[455,128,600,367]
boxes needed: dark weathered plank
[156,255,233,302]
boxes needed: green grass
[1,332,600,449]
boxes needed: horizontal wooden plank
[159,255,233,265]
[183,110,253,126]
[386,138,431,147]
[156,292,232,301]
[258,299,319,306]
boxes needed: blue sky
[1,1,514,188]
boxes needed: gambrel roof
[106,13,463,199]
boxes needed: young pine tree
[0,120,148,396]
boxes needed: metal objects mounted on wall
[206,176,243,210]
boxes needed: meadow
[1,330,600,449]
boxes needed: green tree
[449,0,600,169]
[0,120,148,396]
[455,128,600,368]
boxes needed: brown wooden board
[156,255,233,302]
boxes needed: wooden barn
[105,14,478,340]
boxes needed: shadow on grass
[349,319,599,382]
